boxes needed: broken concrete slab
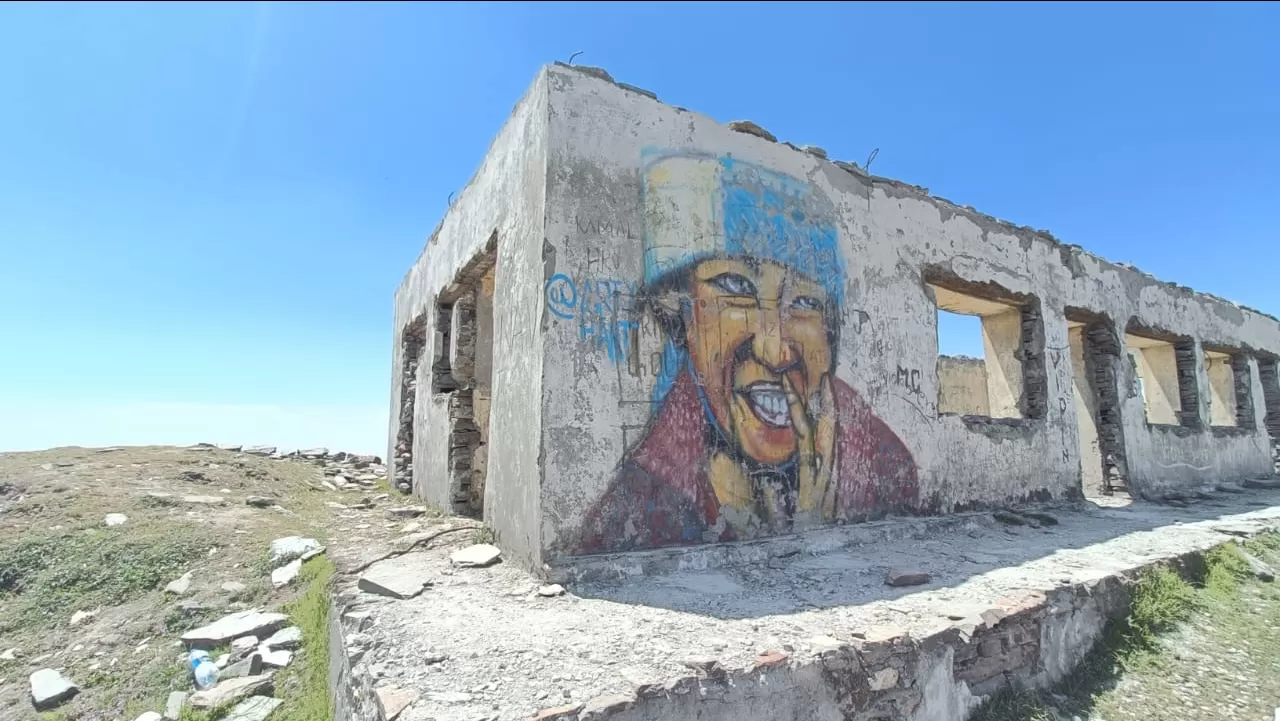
[29,668,78,711]
[188,674,273,709]
[375,686,418,720]
[450,543,501,568]
[181,610,287,648]
[358,558,431,599]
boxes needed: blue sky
[1,2,1276,454]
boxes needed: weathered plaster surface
[392,62,1280,572]
[389,68,550,568]
[531,64,1280,563]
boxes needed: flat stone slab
[164,691,188,719]
[181,611,288,648]
[189,674,273,709]
[333,491,1280,721]
[359,555,432,599]
[262,626,302,651]
[450,544,501,568]
[30,668,78,711]
[271,559,302,588]
[222,695,283,721]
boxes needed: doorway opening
[1066,309,1128,497]
[434,235,497,518]
[393,314,428,494]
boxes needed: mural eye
[710,273,756,297]
[791,295,823,311]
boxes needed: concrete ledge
[329,492,1280,721]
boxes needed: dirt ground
[0,444,420,721]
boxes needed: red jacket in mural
[575,369,920,555]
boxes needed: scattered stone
[376,685,418,721]
[537,584,565,597]
[387,507,426,519]
[179,470,211,484]
[807,635,843,654]
[221,653,263,679]
[300,545,327,562]
[222,581,247,594]
[104,513,128,527]
[261,626,302,651]
[182,495,227,505]
[353,454,382,465]
[359,559,431,599]
[1018,511,1059,526]
[885,569,932,587]
[257,648,292,668]
[244,445,276,456]
[133,713,163,721]
[727,120,777,142]
[232,636,259,654]
[70,609,98,626]
[300,447,328,459]
[343,611,374,632]
[269,536,321,564]
[181,610,287,648]
[164,572,194,596]
[164,691,188,720]
[30,668,78,710]
[245,496,276,508]
[754,649,789,669]
[531,704,584,720]
[1243,552,1276,582]
[426,691,473,704]
[40,463,54,471]
[189,674,273,708]
[271,560,302,588]
[1243,478,1280,490]
[222,695,282,721]
[451,544,502,568]
[868,667,899,691]
[992,510,1026,526]
[0,648,17,660]
[681,655,724,678]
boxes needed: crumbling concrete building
[388,62,1280,577]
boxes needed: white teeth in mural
[744,385,791,428]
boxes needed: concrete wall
[393,63,1280,570]
[388,68,550,569]
[531,63,1280,563]
[938,356,990,417]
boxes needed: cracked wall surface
[391,63,1280,572]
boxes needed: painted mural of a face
[574,153,918,555]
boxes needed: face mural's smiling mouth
[739,382,791,429]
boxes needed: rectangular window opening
[1204,347,1252,429]
[1124,328,1199,428]
[1258,357,1280,456]
[931,281,1042,420]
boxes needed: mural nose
[752,308,796,372]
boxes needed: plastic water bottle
[189,650,220,690]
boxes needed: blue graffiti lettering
[546,273,577,319]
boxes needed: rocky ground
[0,444,432,721]
[330,488,1280,721]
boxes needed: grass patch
[472,525,495,545]
[272,554,335,721]
[971,537,1276,721]
[0,524,213,634]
